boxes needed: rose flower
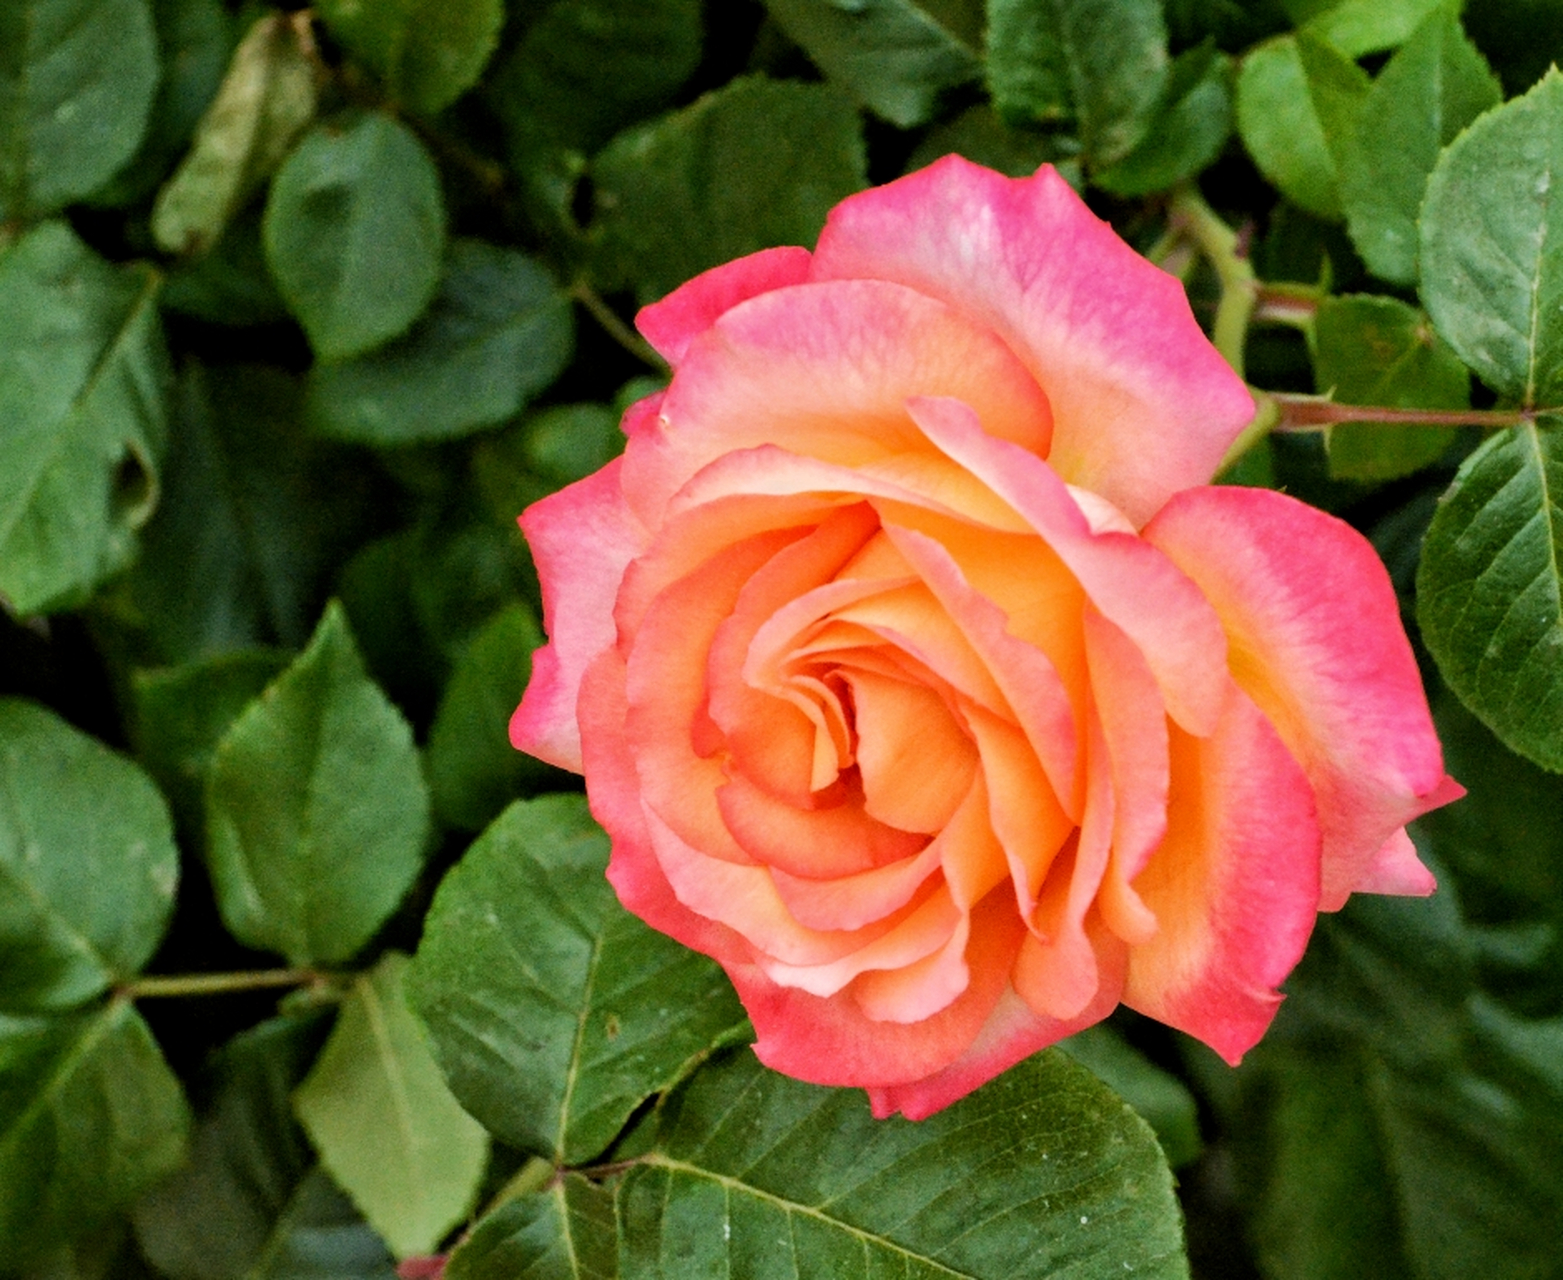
[512,157,1461,1119]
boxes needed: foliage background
[5,0,1563,1276]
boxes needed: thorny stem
[118,967,333,1000]
[1264,392,1537,431]
[572,281,670,373]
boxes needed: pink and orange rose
[512,157,1461,1119]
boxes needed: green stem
[120,968,325,999]
[1266,392,1534,430]
[572,281,669,373]
[1168,185,1256,378]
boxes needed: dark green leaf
[129,649,290,838]
[1302,0,1449,57]
[1418,422,1563,772]
[205,601,430,964]
[1420,68,1563,408]
[152,12,319,257]
[446,1177,617,1280]
[590,76,865,304]
[0,699,177,1012]
[762,0,981,128]
[408,795,749,1165]
[618,1048,1187,1279]
[263,113,446,362]
[253,1168,400,1280]
[0,0,159,221]
[0,222,170,617]
[1340,5,1501,286]
[1057,1025,1202,1168]
[0,1001,189,1265]
[161,212,291,325]
[427,603,556,832]
[133,1012,327,1280]
[317,0,502,115]
[905,104,1080,183]
[1093,42,1232,196]
[1313,294,1467,480]
[985,0,1169,167]
[1235,30,1368,220]
[293,952,489,1259]
[306,239,574,445]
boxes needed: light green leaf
[293,952,489,1260]
[618,1048,1187,1279]
[426,604,556,833]
[152,12,319,257]
[0,1001,189,1265]
[0,0,159,221]
[445,1177,616,1280]
[590,76,865,303]
[985,0,1169,167]
[408,796,749,1165]
[762,0,981,127]
[1420,68,1563,408]
[1313,294,1467,480]
[1417,421,1563,773]
[204,601,430,964]
[0,699,177,1013]
[318,0,502,116]
[262,113,446,362]
[1340,5,1501,286]
[0,221,170,617]
[1235,30,1368,219]
[1093,42,1232,196]
[1057,1024,1202,1168]
[306,239,574,445]
[1300,0,1448,57]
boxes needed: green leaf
[262,113,446,362]
[905,104,1080,183]
[761,0,981,128]
[248,1169,400,1280]
[1301,0,1449,57]
[1235,30,1368,220]
[293,952,490,1260]
[0,0,159,221]
[445,1177,617,1280]
[0,222,170,617]
[129,649,290,838]
[317,0,501,116]
[408,795,749,1165]
[426,604,557,833]
[487,0,701,158]
[1057,1025,1202,1168]
[0,699,178,1013]
[1420,68,1563,408]
[152,12,320,257]
[1417,421,1563,773]
[1313,294,1467,480]
[618,1048,1187,1279]
[132,1012,330,1280]
[161,212,291,325]
[1093,42,1232,196]
[985,0,1169,167]
[1340,6,1501,286]
[205,601,430,964]
[590,76,865,304]
[0,1001,189,1265]
[306,239,574,445]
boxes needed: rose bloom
[512,157,1462,1119]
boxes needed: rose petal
[1123,685,1322,1064]
[637,245,814,365]
[513,459,647,771]
[811,155,1254,524]
[1144,484,1460,910]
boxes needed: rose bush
[512,156,1462,1119]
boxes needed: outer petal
[636,246,813,365]
[1144,485,1461,910]
[810,155,1254,524]
[512,459,646,771]
[1123,685,1321,1063]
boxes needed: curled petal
[637,246,813,365]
